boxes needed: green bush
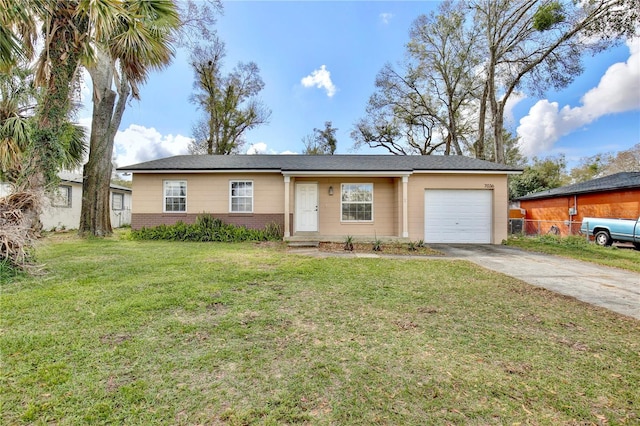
[131,215,283,242]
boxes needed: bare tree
[407,0,481,155]
[303,121,338,155]
[351,64,444,155]
[473,0,638,163]
[352,2,481,156]
[189,38,271,155]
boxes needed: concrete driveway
[429,244,640,320]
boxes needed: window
[164,180,186,212]
[52,185,72,208]
[230,181,253,213]
[341,183,373,221]
[112,192,124,210]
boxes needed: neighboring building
[0,172,132,230]
[118,155,521,244]
[514,172,640,234]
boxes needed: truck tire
[594,230,612,247]
[633,242,640,251]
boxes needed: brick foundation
[132,213,287,234]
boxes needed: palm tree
[0,66,34,183]
[1,64,86,187]
[80,0,180,236]
[0,0,38,69]
[1,1,179,236]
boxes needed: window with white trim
[230,181,253,213]
[112,192,124,210]
[52,185,72,208]
[164,180,186,212]
[341,183,373,221]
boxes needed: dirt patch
[319,242,442,256]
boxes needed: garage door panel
[425,190,492,243]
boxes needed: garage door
[424,189,492,243]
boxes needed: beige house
[118,155,521,244]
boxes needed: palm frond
[58,122,87,170]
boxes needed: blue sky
[96,1,640,170]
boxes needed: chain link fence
[508,219,584,236]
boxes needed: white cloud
[114,124,192,167]
[517,38,640,158]
[301,65,337,97]
[380,13,393,25]
[246,142,298,155]
[246,142,271,155]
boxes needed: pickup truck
[580,217,640,249]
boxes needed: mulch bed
[319,241,442,256]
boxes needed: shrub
[131,215,282,242]
[344,236,354,251]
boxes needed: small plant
[408,241,417,251]
[372,239,382,252]
[416,239,425,248]
[344,235,354,251]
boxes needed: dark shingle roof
[516,172,640,200]
[117,155,522,173]
[59,171,131,192]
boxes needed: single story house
[513,172,640,234]
[118,155,521,244]
[0,171,132,230]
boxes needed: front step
[287,241,320,248]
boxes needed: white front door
[295,183,318,232]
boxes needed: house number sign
[484,184,495,189]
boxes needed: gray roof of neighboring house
[59,172,132,192]
[117,155,522,173]
[516,172,640,201]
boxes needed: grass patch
[2,235,639,424]
[506,235,640,273]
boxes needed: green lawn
[506,235,640,273]
[1,235,639,424]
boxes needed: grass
[506,234,640,273]
[1,234,639,424]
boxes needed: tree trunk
[27,6,86,233]
[493,101,506,164]
[475,80,488,160]
[80,49,130,237]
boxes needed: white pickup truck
[580,217,640,249]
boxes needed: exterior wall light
[328,186,334,196]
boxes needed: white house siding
[1,177,131,231]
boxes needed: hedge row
[131,214,282,242]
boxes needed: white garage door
[424,189,492,243]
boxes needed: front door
[295,183,318,232]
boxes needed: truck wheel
[594,230,612,247]
[633,242,640,251]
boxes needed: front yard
[1,235,639,424]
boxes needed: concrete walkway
[289,244,640,319]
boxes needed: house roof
[516,172,640,200]
[59,171,132,192]
[117,155,522,174]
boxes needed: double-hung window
[164,180,186,212]
[341,183,373,221]
[230,181,253,213]
[52,185,72,208]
